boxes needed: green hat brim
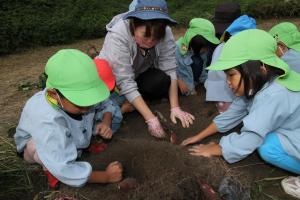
[206,59,245,71]
[290,43,300,53]
[204,35,220,45]
[50,79,110,107]
[276,70,300,92]
[207,54,300,91]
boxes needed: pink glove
[170,107,195,128]
[145,117,166,138]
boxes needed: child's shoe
[281,176,300,199]
[43,170,59,189]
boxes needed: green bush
[245,0,300,19]
[1,0,300,55]
[0,0,131,55]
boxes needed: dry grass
[0,135,39,199]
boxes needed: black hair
[129,18,169,41]
[189,35,217,66]
[223,31,232,42]
[189,35,210,55]
[227,60,284,99]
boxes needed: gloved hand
[170,107,195,128]
[145,117,166,138]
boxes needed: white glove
[145,117,166,138]
[170,107,195,128]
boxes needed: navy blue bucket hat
[123,0,177,24]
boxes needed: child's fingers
[103,129,113,139]
[188,145,203,152]
[181,138,194,146]
[110,161,122,168]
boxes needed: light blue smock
[14,89,122,187]
[214,81,300,163]
[281,49,300,73]
[204,43,235,102]
[175,43,208,95]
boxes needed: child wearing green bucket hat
[14,49,123,188]
[181,29,300,178]
[176,18,220,95]
[269,22,300,200]
[269,22,300,73]
[205,15,256,113]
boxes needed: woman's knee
[136,68,171,99]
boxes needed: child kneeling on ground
[14,49,123,188]
[181,29,300,184]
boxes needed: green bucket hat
[207,29,300,92]
[269,22,300,53]
[179,18,220,55]
[45,49,109,106]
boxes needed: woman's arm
[131,96,155,121]
[169,79,179,109]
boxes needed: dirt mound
[55,90,246,200]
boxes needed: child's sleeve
[175,47,195,93]
[93,99,123,134]
[219,90,291,163]
[32,115,92,187]
[213,97,249,133]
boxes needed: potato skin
[117,178,138,192]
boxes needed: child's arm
[88,161,122,183]
[95,112,113,139]
[181,122,218,146]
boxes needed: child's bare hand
[188,142,221,157]
[178,79,189,95]
[106,161,123,183]
[96,122,113,139]
[181,135,201,146]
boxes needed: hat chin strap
[56,92,64,109]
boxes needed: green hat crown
[269,22,300,53]
[179,18,220,55]
[46,49,109,106]
[207,29,300,91]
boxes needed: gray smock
[204,43,235,102]
[98,17,177,102]
[213,81,300,163]
[14,90,119,187]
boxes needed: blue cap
[225,15,256,36]
[124,0,177,24]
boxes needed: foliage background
[1,0,300,55]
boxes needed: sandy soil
[1,18,300,200]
